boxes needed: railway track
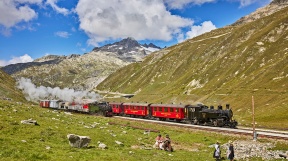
[113,116,288,140]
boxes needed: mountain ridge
[1,38,161,90]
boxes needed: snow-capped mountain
[92,37,161,62]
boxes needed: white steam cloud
[17,77,101,103]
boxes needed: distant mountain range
[1,37,161,90]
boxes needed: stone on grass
[67,134,91,148]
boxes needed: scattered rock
[222,140,288,160]
[98,141,107,149]
[115,140,123,145]
[21,119,39,125]
[67,134,91,148]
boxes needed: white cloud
[164,0,216,9]
[75,0,193,46]
[0,54,34,66]
[46,0,69,16]
[165,0,269,9]
[239,0,260,7]
[76,42,81,47]
[0,27,12,36]
[177,33,185,43]
[0,60,7,67]
[228,0,270,7]
[186,21,217,39]
[15,0,42,4]
[0,0,40,28]
[55,31,70,38]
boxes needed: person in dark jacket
[227,141,234,161]
[163,134,173,152]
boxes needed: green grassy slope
[0,69,26,102]
[96,7,288,129]
[1,101,287,161]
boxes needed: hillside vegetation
[96,6,288,129]
[0,69,26,102]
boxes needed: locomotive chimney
[218,105,222,110]
[210,106,214,109]
[226,104,230,109]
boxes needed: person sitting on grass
[153,134,163,149]
[162,134,173,152]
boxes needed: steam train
[40,100,237,128]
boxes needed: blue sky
[0,0,272,66]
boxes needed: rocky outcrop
[231,0,288,26]
[67,134,91,148]
[270,0,288,5]
[222,140,288,160]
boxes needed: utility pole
[252,96,257,141]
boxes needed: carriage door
[185,106,193,120]
[148,104,152,117]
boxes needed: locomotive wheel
[213,120,218,127]
[193,119,199,125]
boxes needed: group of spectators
[153,134,235,160]
[153,134,173,152]
[214,140,235,161]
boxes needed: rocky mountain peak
[33,55,65,62]
[91,37,161,62]
[270,0,288,5]
[231,0,288,26]
[115,37,141,49]
[142,43,161,49]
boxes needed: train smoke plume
[17,77,102,103]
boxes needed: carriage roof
[122,102,150,106]
[150,104,186,108]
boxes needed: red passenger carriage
[123,102,150,117]
[109,102,124,115]
[150,104,186,122]
[40,100,50,108]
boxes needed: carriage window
[159,107,162,111]
[164,107,168,112]
[170,108,173,112]
[175,108,179,112]
[142,107,144,110]
[154,107,157,111]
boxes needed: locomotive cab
[185,105,203,124]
